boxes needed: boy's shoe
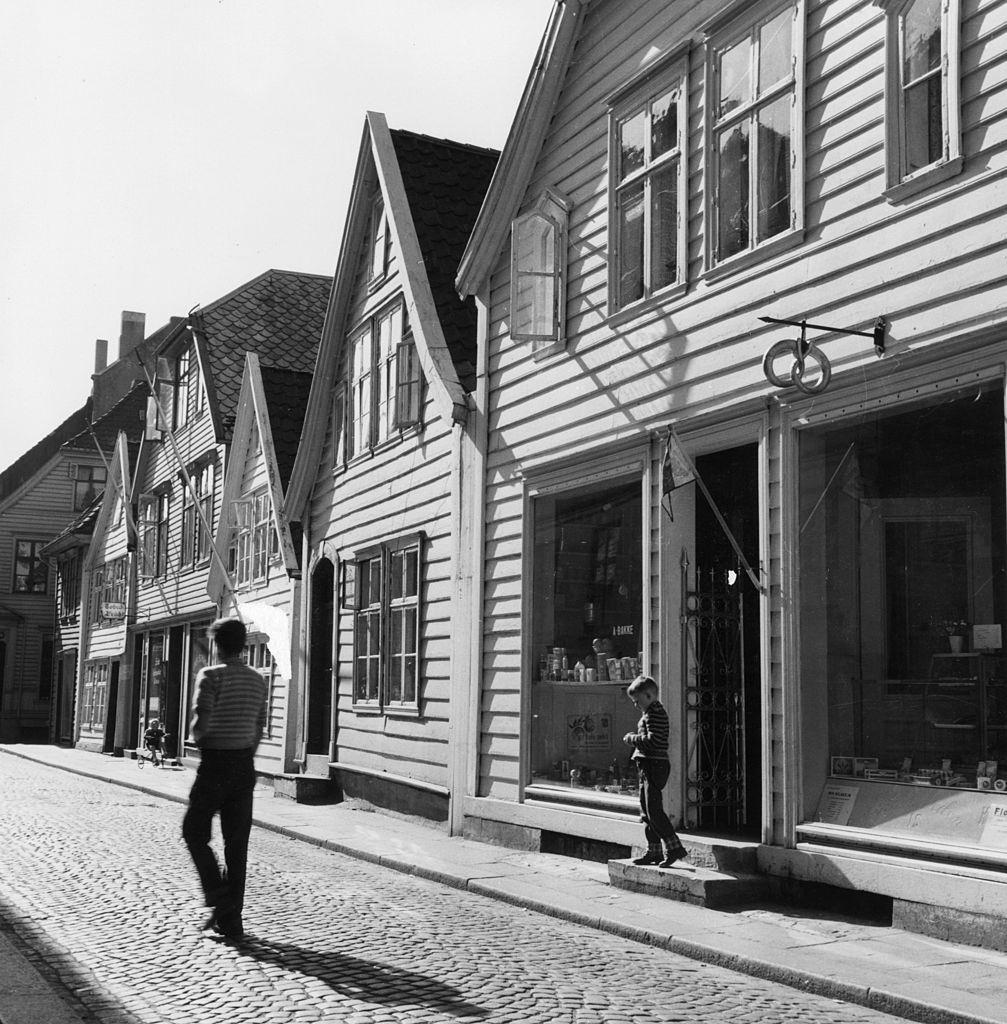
[631,852,662,866]
[659,849,688,869]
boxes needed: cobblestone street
[0,758,912,1024]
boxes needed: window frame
[367,194,390,286]
[703,0,806,276]
[344,533,423,715]
[511,189,570,356]
[607,51,689,317]
[12,538,48,594]
[80,658,110,733]
[181,462,215,569]
[58,551,81,620]
[70,463,107,511]
[875,0,962,202]
[138,491,170,581]
[174,347,191,430]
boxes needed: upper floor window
[875,0,962,200]
[368,195,390,283]
[182,462,215,568]
[92,555,127,624]
[511,190,569,354]
[174,348,191,430]
[69,463,106,511]
[138,491,170,580]
[58,552,81,619]
[609,53,688,313]
[229,490,279,588]
[13,539,47,594]
[343,534,422,713]
[707,0,804,268]
[345,300,420,460]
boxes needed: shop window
[344,535,422,713]
[608,53,687,313]
[138,491,169,580]
[529,478,644,795]
[706,0,804,269]
[69,463,106,511]
[798,382,1007,810]
[12,539,47,594]
[511,190,568,354]
[875,0,962,201]
[80,660,109,733]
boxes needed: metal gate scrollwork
[681,551,746,831]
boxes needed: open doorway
[306,558,334,773]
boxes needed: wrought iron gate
[681,552,746,831]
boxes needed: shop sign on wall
[979,802,1007,849]
[567,713,611,752]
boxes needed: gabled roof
[41,493,103,557]
[83,431,135,574]
[0,399,93,504]
[185,269,331,443]
[391,129,498,391]
[259,366,313,489]
[285,113,498,520]
[61,382,148,470]
[456,0,585,297]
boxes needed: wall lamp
[760,315,888,396]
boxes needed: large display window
[799,382,1007,819]
[528,476,644,796]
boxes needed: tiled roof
[42,494,102,554]
[390,130,499,393]
[62,382,148,469]
[0,400,93,504]
[192,270,331,442]
[259,366,313,489]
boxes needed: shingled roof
[62,382,148,468]
[191,270,331,442]
[0,400,92,505]
[390,130,499,393]
[259,366,313,489]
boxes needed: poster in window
[567,713,611,752]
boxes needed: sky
[0,0,552,471]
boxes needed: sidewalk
[2,744,1006,1024]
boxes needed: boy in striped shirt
[623,675,688,869]
[182,617,268,939]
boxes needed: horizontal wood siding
[476,0,1007,824]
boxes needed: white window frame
[138,491,169,580]
[607,50,689,316]
[80,659,110,733]
[704,0,806,275]
[511,189,569,356]
[344,533,423,715]
[368,195,390,285]
[181,462,214,569]
[70,463,106,511]
[875,0,962,202]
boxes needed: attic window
[368,196,390,283]
[510,190,568,358]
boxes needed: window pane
[756,95,791,242]
[618,109,646,179]
[718,37,751,119]
[718,121,750,259]
[515,213,554,269]
[650,162,678,291]
[404,606,417,654]
[390,550,403,602]
[759,7,792,94]
[903,0,941,83]
[617,181,645,306]
[904,74,943,172]
[515,273,556,338]
[650,90,678,158]
[405,548,419,598]
[403,653,416,704]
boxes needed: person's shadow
[222,934,489,1019]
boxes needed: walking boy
[182,618,267,939]
[623,675,688,868]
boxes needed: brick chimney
[118,311,146,360]
[94,338,108,373]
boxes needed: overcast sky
[0,0,551,471]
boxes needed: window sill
[703,227,805,284]
[366,272,390,296]
[351,702,383,715]
[337,426,422,475]
[384,704,421,718]
[606,281,688,332]
[883,155,964,204]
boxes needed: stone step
[678,834,761,873]
[273,773,338,804]
[608,858,771,909]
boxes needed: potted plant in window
[941,619,970,654]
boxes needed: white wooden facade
[457,0,1007,923]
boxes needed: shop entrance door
[676,445,761,836]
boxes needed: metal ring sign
[762,336,832,395]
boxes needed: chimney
[118,310,146,360]
[94,339,108,374]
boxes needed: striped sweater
[628,700,671,761]
[192,661,268,750]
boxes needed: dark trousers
[182,748,256,914]
[637,758,686,856]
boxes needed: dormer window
[510,190,568,357]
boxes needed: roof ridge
[389,127,500,160]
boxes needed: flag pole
[665,428,767,595]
